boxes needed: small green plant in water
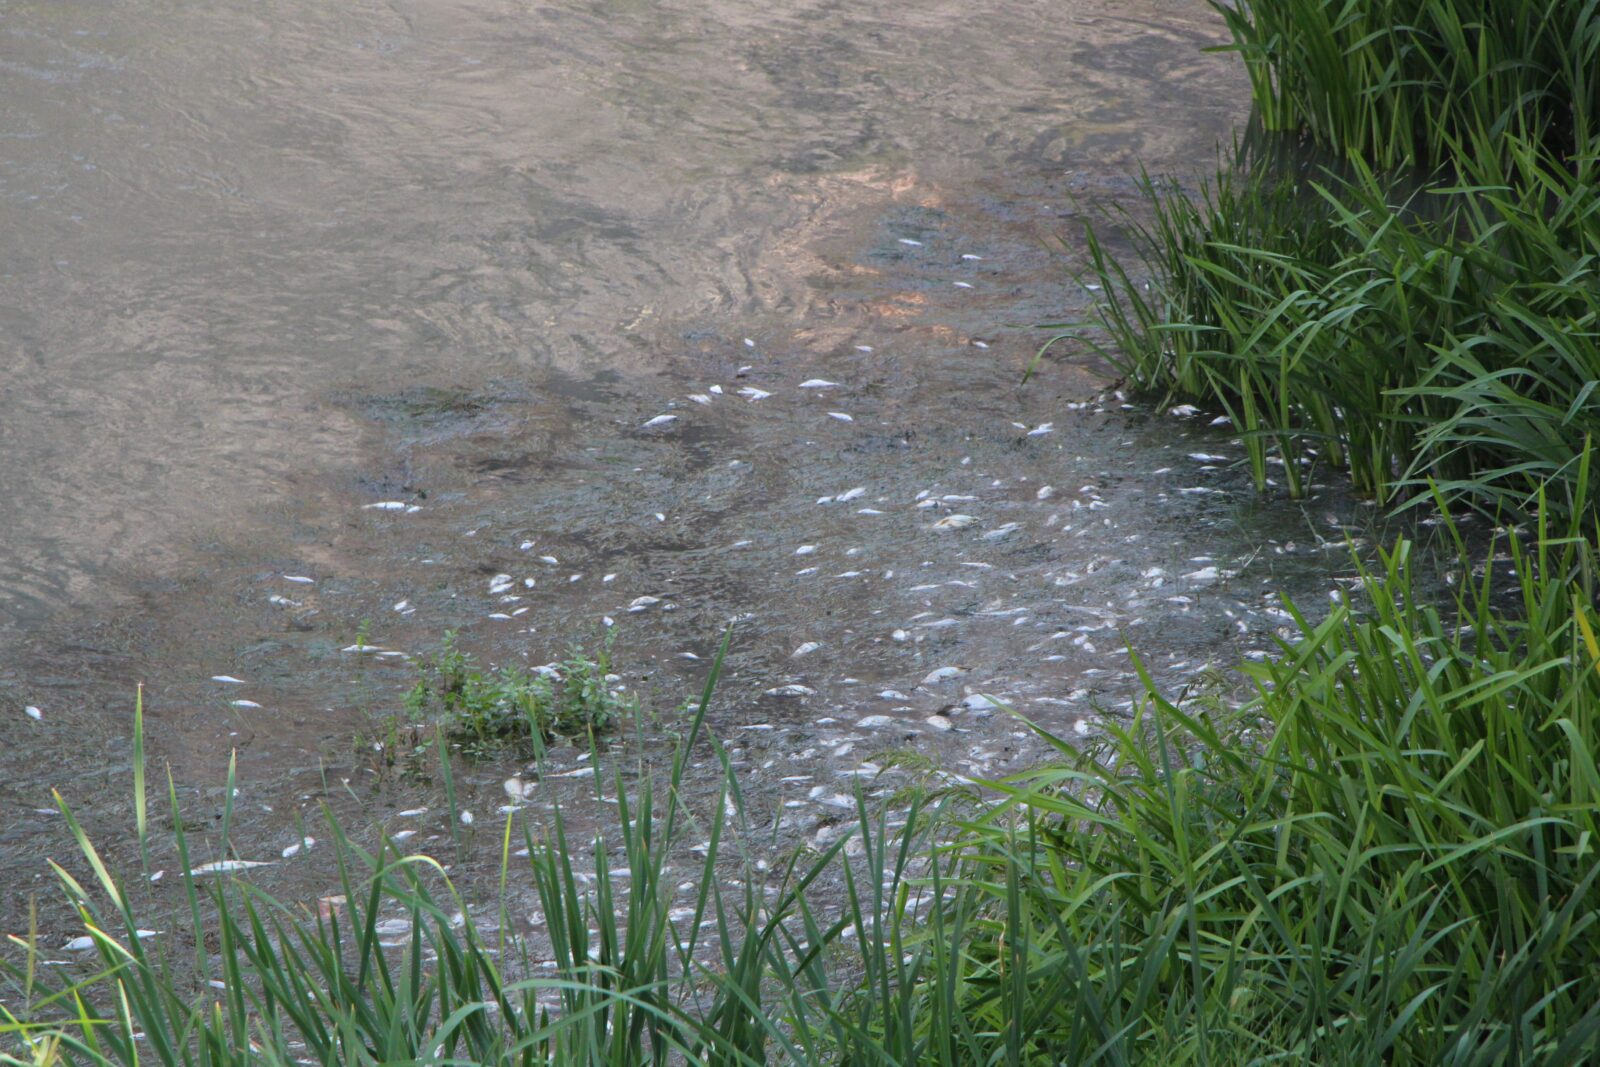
[405,631,625,756]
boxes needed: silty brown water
[1,0,1385,935]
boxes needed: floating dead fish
[836,487,865,502]
[858,507,884,515]
[603,573,617,583]
[953,281,973,289]
[1184,567,1220,581]
[1168,404,1200,417]
[268,594,300,606]
[709,384,724,394]
[738,386,771,401]
[898,238,923,246]
[393,600,410,612]
[539,555,559,565]
[921,666,967,686]
[961,253,982,261]
[341,645,381,654]
[972,340,989,348]
[791,642,822,658]
[795,545,816,555]
[1189,453,1228,462]
[855,344,874,352]
[363,501,409,511]
[391,829,417,841]
[933,514,977,530]
[1036,485,1055,499]
[489,574,515,594]
[891,629,909,642]
[190,859,273,876]
[281,837,315,859]
[981,523,1021,541]
[827,411,853,422]
[798,379,837,389]
[24,705,42,720]
[764,684,815,698]
[282,575,314,584]
[744,337,756,348]
[628,596,661,612]
[229,700,262,709]
[642,414,678,428]
[460,811,474,825]
[1210,415,1231,427]
[1027,423,1054,436]
[396,808,427,818]
[688,394,712,405]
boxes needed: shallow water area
[0,0,1402,943]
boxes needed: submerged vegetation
[7,1,1600,1064]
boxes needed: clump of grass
[913,491,1600,1062]
[1084,130,1600,523]
[405,631,626,756]
[1211,0,1600,170]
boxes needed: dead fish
[1189,453,1228,462]
[709,384,724,394]
[956,693,1003,713]
[282,575,315,584]
[953,281,973,289]
[396,808,427,818]
[827,411,853,422]
[281,837,315,859]
[629,596,661,612]
[229,699,262,709]
[1027,423,1054,436]
[1168,404,1200,417]
[891,629,909,642]
[190,859,273,876]
[836,487,865,502]
[743,337,757,348]
[268,595,300,607]
[933,514,977,531]
[341,644,381,654]
[363,501,409,511]
[795,545,816,555]
[981,523,1021,541]
[738,386,771,401]
[25,705,42,721]
[489,574,515,594]
[1036,485,1055,499]
[972,340,989,348]
[642,414,678,428]
[855,344,874,352]
[393,600,411,612]
[1184,567,1220,581]
[961,253,983,261]
[898,238,922,246]
[799,379,837,389]
[539,555,559,565]
[688,394,712,405]
[791,642,822,658]
[764,684,815,697]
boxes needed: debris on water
[642,414,678,428]
[799,379,837,389]
[24,705,42,720]
[738,386,771,401]
[765,684,815,697]
[791,641,822,658]
[828,411,854,422]
[933,514,976,530]
[628,596,661,612]
[190,859,273,876]
[460,811,475,826]
[229,699,262,709]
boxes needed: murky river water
[1,0,1389,940]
